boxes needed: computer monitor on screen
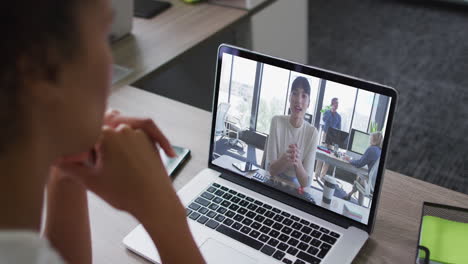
[325,127,349,149]
[349,129,370,155]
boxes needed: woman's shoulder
[271,115,289,124]
[367,145,381,155]
[373,145,382,152]
[303,123,318,137]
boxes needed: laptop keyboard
[185,183,341,264]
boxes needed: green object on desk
[419,215,468,264]
[183,0,201,3]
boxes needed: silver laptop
[123,44,398,264]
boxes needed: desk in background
[316,148,368,178]
[111,0,246,89]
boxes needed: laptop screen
[210,45,395,227]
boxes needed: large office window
[218,53,233,104]
[321,81,357,132]
[352,90,375,132]
[286,72,320,121]
[256,64,290,134]
[229,56,257,128]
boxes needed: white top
[265,115,319,184]
[0,231,64,264]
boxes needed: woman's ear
[18,51,65,110]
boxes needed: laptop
[123,44,398,264]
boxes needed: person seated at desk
[315,97,342,182]
[0,1,204,263]
[264,77,319,193]
[343,132,383,201]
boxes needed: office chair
[214,102,244,149]
[353,159,379,207]
[213,103,230,159]
[215,103,230,137]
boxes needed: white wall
[251,0,308,64]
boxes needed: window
[351,90,375,132]
[256,64,290,134]
[321,81,357,132]
[382,97,392,136]
[218,53,233,104]
[228,56,257,129]
[286,72,320,121]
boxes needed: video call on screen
[212,54,391,225]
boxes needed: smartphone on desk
[159,145,190,176]
[134,0,172,19]
[232,161,259,173]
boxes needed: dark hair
[331,97,338,105]
[0,1,85,153]
[290,76,311,96]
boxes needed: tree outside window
[228,56,257,129]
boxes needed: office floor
[306,0,468,194]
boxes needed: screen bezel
[208,44,398,234]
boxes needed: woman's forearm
[44,168,91,264]
[295,163,309,187]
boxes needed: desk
[88,85,468,263]
[316,149,368,177]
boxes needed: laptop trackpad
[200,238,258,264]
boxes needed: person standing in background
[315,98,341,182]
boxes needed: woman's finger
[103,109,121,124]
[105,115,176,157]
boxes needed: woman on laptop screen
[0,0,204,263]
[264,77,319,195]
